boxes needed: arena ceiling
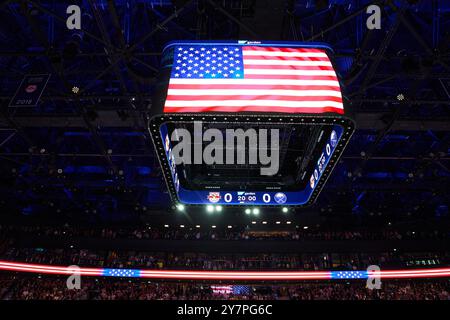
[0,0,448,224]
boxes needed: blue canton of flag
[233,285,251,295]
[102,268,141,278]
[330,271,368,279]
[171,45,244,79]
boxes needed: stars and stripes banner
[164,44,344,114]
[1,260,450,281]
[211,285,233,294]
[211,285,251,295]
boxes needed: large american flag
[164,44,344,114]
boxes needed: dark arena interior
[0,0,449,308]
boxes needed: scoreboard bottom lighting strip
[1,261,450,280]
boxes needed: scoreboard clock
[149,41,355,207]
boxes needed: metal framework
[0,0,448,222]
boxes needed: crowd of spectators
[1,275,449,300]
[1,224,449,242]
[1,224,449,300]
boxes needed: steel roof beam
[0,112,447,131]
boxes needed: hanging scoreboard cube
[149,41,355,207]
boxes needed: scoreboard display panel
[149,41,355,207]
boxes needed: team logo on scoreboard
[274,192,287,204]
[207,192,221,203]
[165,134,170,152]
[310,175,315,189]
[330,130,338,148]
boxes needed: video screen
[163,121,337,192]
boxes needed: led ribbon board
[149,41,355,206]
[1,260,450,281]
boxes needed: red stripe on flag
[244,74,338,80]
[163,106,345,114]
[242,55,330,61]
[243,46,326,53]
[242,64,334,70]
[166,95,343,102]
[168,84,341,90]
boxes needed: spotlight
[206,205,214,213]
[164,224,169,228]
[252,208,260,215]
[282,207,288,213]
[227,225,232,229]
[276,221,281,224]
[286,221,292,224]
[71,86,80,94]
[215,205,222,212]
[195,225,200,228]
[211,225,216,228]
[303,226,309,230]
[180,225,185,228]
[176,204,185,212]
[397,93,405,101]
[262,221,267,224]
[245,208,251,214]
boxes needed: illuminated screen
[162,42,343,115]
[162,122,338,191]
[149,41,355,207]
[159,121,344,206]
